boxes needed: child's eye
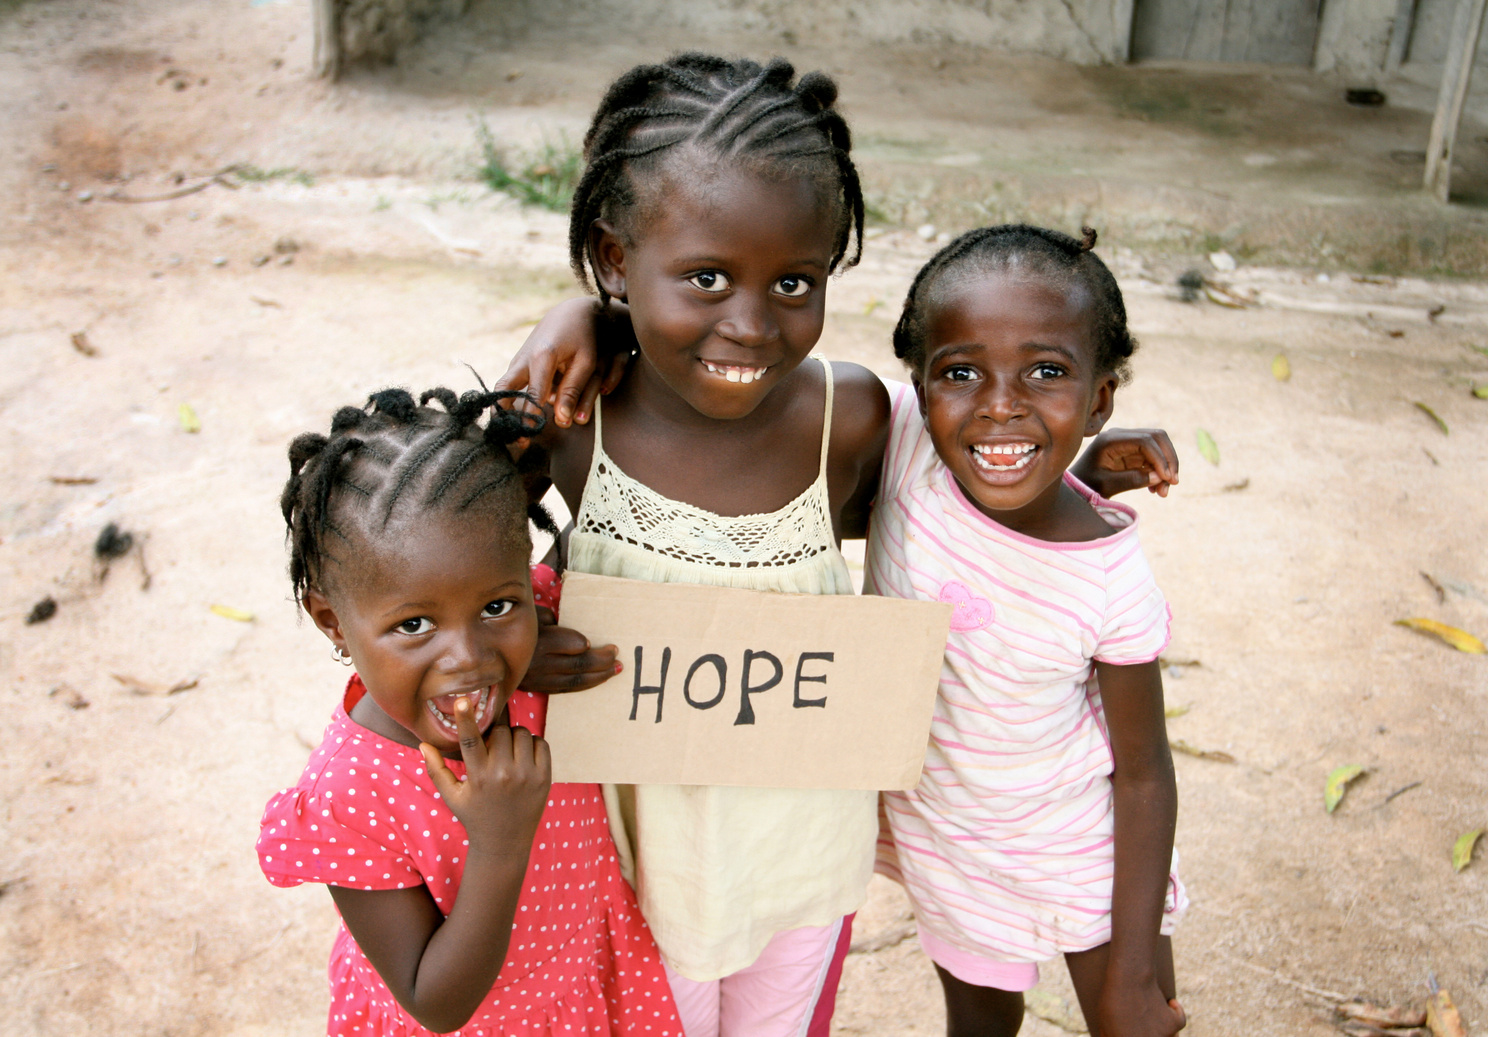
[773,275,812,298]
[944,365,979,382]
[688,271,731,293]
[482,600,517,619]
[397,617,433,635]
[1030,363,1067,380]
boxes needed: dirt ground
[2,1,1487,1035]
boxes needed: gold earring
[332,644,352,666]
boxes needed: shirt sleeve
[257,778,424,892]
[1092,537,1172,666]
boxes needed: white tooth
[725,368,741,382]
[704,362,717,373]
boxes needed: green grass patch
[228,164,316,187]
[475,120,581,213]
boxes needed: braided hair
[569,53,865,303]
[280,387,557,605]
[892,224,1137,382]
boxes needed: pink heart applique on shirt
[938,580,992,632]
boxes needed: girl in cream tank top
[569,359,878,981]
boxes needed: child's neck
[585,354,828,520]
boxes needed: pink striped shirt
[866,382,1185,965]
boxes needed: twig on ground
[191,923,292,975]
[1223,953,1353,1003]
[104,179,215,203]
[1381,781,1423,806]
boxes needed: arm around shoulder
[827,362,891,540]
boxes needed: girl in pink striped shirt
[866,224,1187,1037]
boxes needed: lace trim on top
[575,360,837,570]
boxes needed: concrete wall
[615,0,1415,75]
[1315,0,1399,77]
[318,0,469,70]
[617,0,1137,65]
[322,0,1416,78]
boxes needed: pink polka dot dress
[258,567,683,1036]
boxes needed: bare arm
[827,362,891,541]
[328,700,551,1033]
[1091,658,1184,1037]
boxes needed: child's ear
[912,374,929,420]
[588,220,628,301]
[1084,374,1118,436]
[302,588,348,654]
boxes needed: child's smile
[591,163,835,423]
[916,274,1115,536]
[306,511,538,756]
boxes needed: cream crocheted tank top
[565,359,874,981]
[570,358,854,596]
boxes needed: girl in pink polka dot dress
[258,387,683,1037]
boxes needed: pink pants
[663,915,854,1037]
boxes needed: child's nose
[978,377,1027,422]
[715,294,780,348]
[436,626,500,676]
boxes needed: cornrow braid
[892,223,1138,382]
[280,386,557,606]
[568,53,865,303]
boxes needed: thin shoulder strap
[817,357,834,481]
[574,395,607,532]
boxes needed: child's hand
[1074,428,1179,498]
[520,606,622,694]
[420,697,551,859]
[1097,984,1186,1037]
[494,298,634,429]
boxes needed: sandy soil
[2,2,1487,1035]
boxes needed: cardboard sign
[544,573,953,790]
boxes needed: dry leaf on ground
[1451,829,1483,872]
[70,331,98,356]
[1164,703,1191,718]
[1425,985,1466,1037]
[1272,353,1291,381]
[1394,618,1486,654]
[1337,1001,1427,1029]
[1413,401,1448,435]
[1340,1024,1428,1037]
[1196,428,1220,465]
[112,674,200,696]
[1325,764,1366,813]
[209,604,254,622]
[1472,384,1488,399]
[1204,283,1255,308]
[178,403,202,433]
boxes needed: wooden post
[311,0,341,80]
[1423,0,1487,202]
